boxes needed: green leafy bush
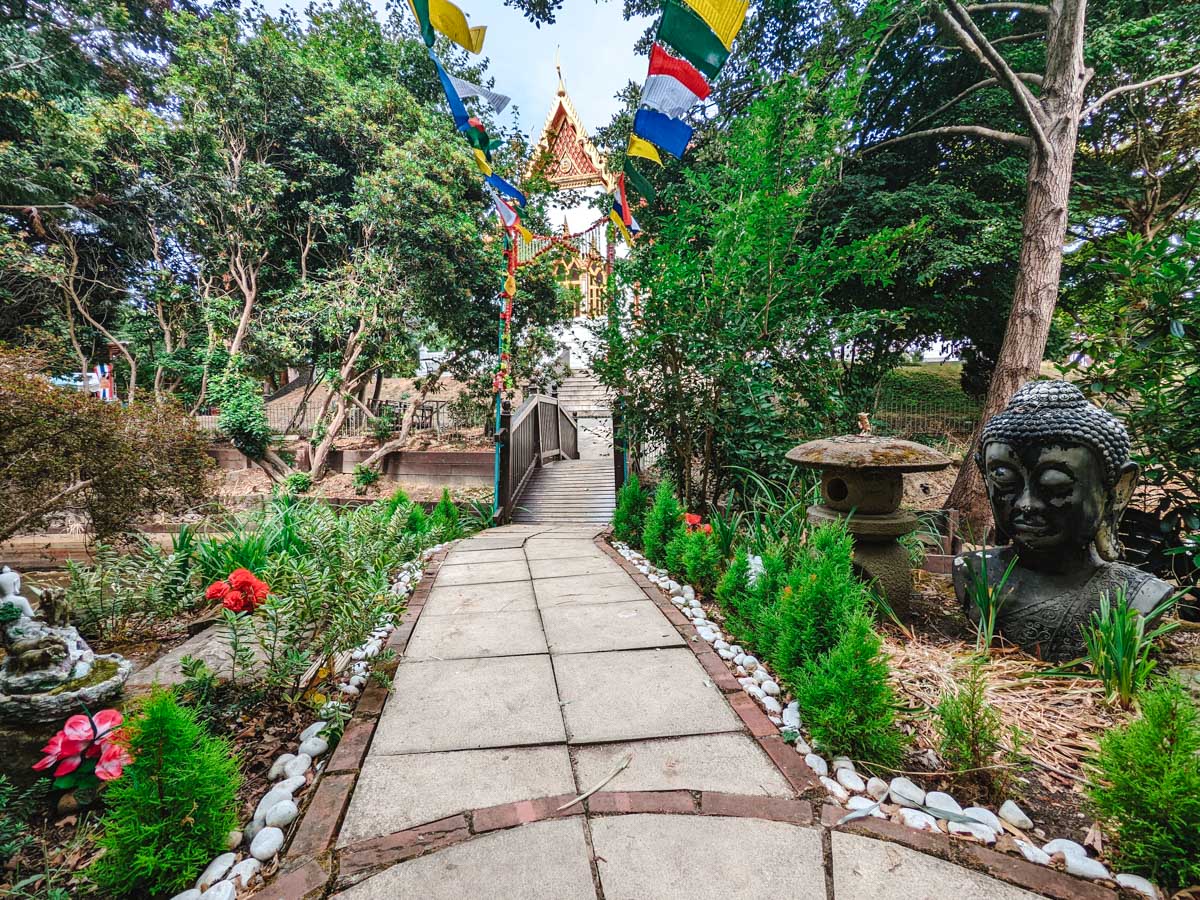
[212,368,272,460]
[284,472,313,495]
[715,550,750,613]
[431,488,462,539]
[90,690,241,897]
[723,549,787,647]
[642,482,682,566]
[1086,679,1200,890]
[353,463,381,494]
[405,504,430,535]
[681,528,722,594]
[935,661,1022,797]
[795,612,905,765]
[612,474,648,546]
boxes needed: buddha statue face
[983,441,1110,556]
[975,381,1140,564]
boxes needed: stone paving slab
[528,554,624,580]
[533,571,646,606]
[523,539,609,560]
[831,831,1042,900]
[433,559,530,586]
[338,746,575,843]
[542,599,684,654]
[590,814,827,900]
[554,648,742,743]
[334,819,597,900]
[440,546,528,566]
[446,535,534,551]
[573,733,794,797]
[421,580,537,616]
[405,608,547,659]
[371,656,564,754]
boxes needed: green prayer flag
[623,159,657,203]
[410,0,436,47]
[657,0,729,80]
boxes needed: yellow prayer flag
[682,0,748,50]
[473,149,492,176]
[504,273,516,296]
[429,0,486,53]
[517,224,533,244]
[627,135,663,167]
[609,209,634,245]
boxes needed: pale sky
[258,0,654,141]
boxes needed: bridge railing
[495,394,580,523]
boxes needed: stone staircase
[556,371,613,461]
[510,458,616,524]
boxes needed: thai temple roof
[528,63,612,191]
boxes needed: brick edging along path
[263,530,1117,900]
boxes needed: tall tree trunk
[946,0,1088,526]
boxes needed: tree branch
[941,0,1052,156]
[863,125,1033,154]
[911,73,1044,127]
[964,3,1049,12]
[1081,62,1200,120]
[1,479,94,543]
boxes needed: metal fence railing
[196,397,492,438]
[870,396,981,442]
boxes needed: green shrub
[90,690,241,897]
[726,549,786,648]
[681,528,722,594]
[935,660,1022,798]
[664,522,689,574]
[353,463,381,494]
[0,776,44,865]
[431,488,462,539]
[1086,679,1200,890]
[642,482,682,566]
[795,612,905,766]
[283,472,313,495]
[405,504,430,535]
[715,550,750,612]
[212,368,272,460]
[612,473,648,546]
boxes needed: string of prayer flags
[409,0,486,53]
[633,107,692,159]
[657,0,747,78]
[616,174,633,227]
[641,42,710,119]
[473,149,492,175]
[627,134,663,166]
[429,49,470,127]
[490,190,532,243]
[448,73,511,114]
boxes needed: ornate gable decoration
[529,71,612,191]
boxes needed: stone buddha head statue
[955,380,1174,660]
[976,380,1137,567]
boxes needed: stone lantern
[785,435,951,611]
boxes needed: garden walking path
[301,525,1091,900]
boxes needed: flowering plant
[33,709,131,788]
[684,512,713,534]
[205,568,269,614]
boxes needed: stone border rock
[596,535,1157,900]
[172,543,454,900]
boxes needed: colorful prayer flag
[473,149,492,175]
[429,49,470,127]
[410,0,486,53]
[616,174,632,226]
[485,173,527,208]
[633,107,693,159]
[609,208,634,245]
[642,42,710,122]
[627,135,664,166]
[657,0,729,79]
[681,0,748,49]
[448,73,511,114]
[623,159,657,203]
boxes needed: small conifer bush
[935,660,1022,798]
[715,550,750,612]
[90,690,241,897]
[681,528,722,594]
[405,504,430,535]
[642,482,682,566]
[795,612,905,766]
[1086,679,1200,890]
[612,474,648,546]
[664,523,689,574]
[431,488,461,539]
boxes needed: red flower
[205,581,229,601]
[700,523,713,534]
[95,742,131,782]
[222,589,246,613]
[684,513,702,527]
[228,569,269,606]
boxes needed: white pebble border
[611,540,1161,900]
[172,541,454,900]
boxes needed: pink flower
[63,714,96,743]
[95,742,131,781]
[684,513,702,527]
[32,709,128,781]
[92,708,123,741]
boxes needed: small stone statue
[954,381,1175,660]
[0,565,36,619]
